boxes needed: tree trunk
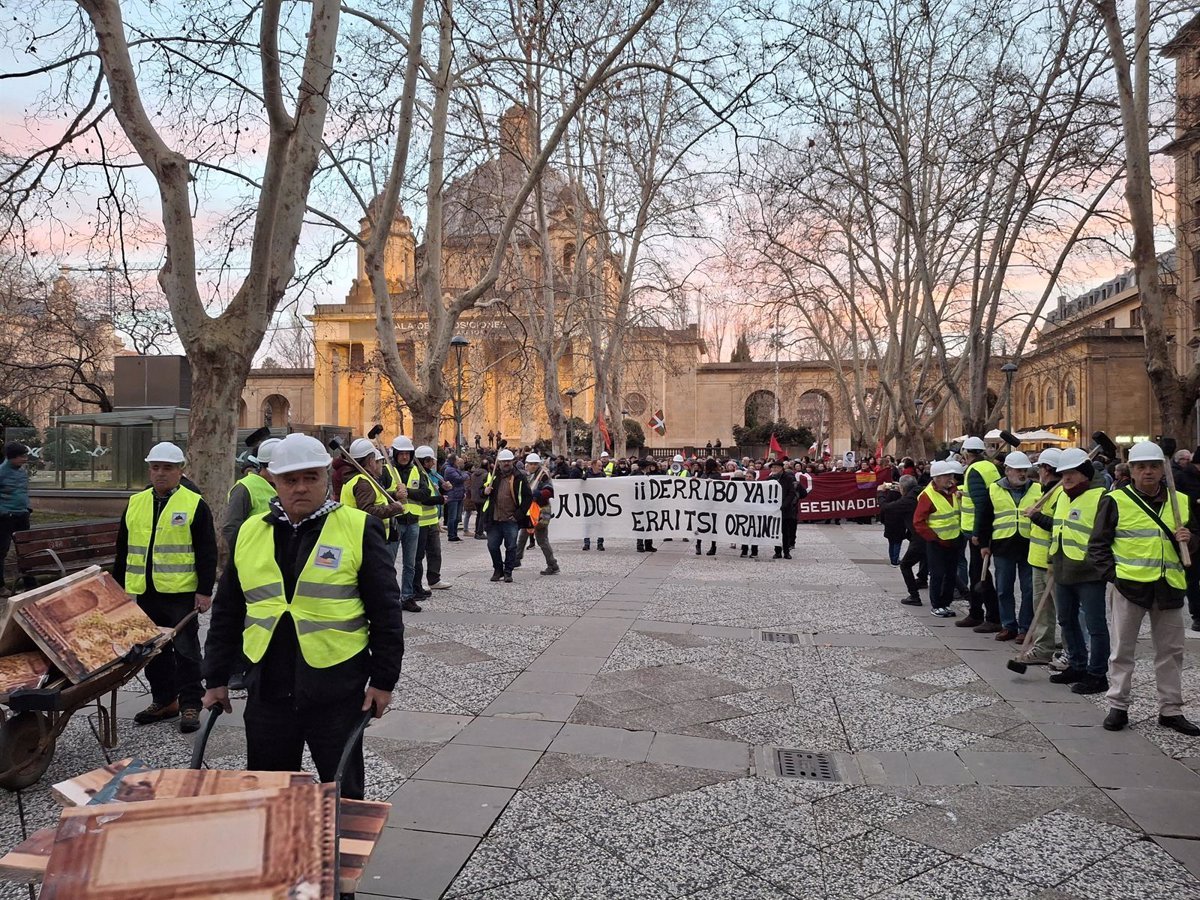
[408,394,444,448]
[187,348,252,550]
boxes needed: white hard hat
[930,460,963,477]
[145,442,185,465]
[268,433,332,475]
[526,452,542,464]
[497,449,515,461]
[1003,451,1033,470]
[414,445,436,460]
[673,454,684,463]
[1055,447,1091,473]
[600,451,610,458]
[349,438,377,460]
[391,436,415,452]
[1036,448,1063,469]
[253,437,281,465]
[1128,440,1166,464]
[961,436,987,451]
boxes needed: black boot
[645,541,657,552]
[636,540,645,552]
[783,550,792,559]
[706,543,716,556]
[1049,668,1084,685]
[773,548,782,559]
[750,546,758,557]
[1159,715,1200,736]
[740,546,748,558]
[695,542,701,556]
[597,539,605,551]
[1103,709,1128,731]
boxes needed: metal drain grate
[776,749,839,781]
[760,631,801,644]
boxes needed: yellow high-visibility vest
[236,506,368,668]
[989,480,1042,540]
[229,473,276,517]
[418,466,440,527]
[123,486,202,595]
[1050,486,1104,561]
[1110,487,1189,590]
[397,465,423,519]
[1028,482,1061,568]
[960,460,1000,534]
[341,473,391,538]
[921,484,961,540]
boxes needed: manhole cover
[760,631,801,644]
[776,749,839,781]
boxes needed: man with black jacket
[767,459,797,559]
[1171,449,1200,632]
[202,434,405,800]
[481,449,533,582]
[114,442,217,734]
[885,476,924,605]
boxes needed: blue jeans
[993,554,1033,632]
[445,500,463,539]
[395,520,420,601]
[887,540,903,565]
[487,521,520,574]
[1054,580,1109,676]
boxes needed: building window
[1193,248,1200,279]
[1045,386,1056,412]
[1026,388,1036,415]
[1064,380,1077,408]
[1130,306,1141,327]
[1103,317,1115,328]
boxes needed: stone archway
[262,394,291,428]
[744,390,777,428]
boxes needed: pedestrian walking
[515,452,559,574]
[114,442,217,734]
[202,433,405,800]
[481,449,532,582]
[442,454,468,541]
[413,445,449,593]
[465,462,486,538]
[1089,441,1200,735]
[889,476,925,605]
[0,442,31,595]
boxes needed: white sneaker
[1048,652,1070,672]
[428,581,451,590]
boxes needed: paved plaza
[2,524,1200,898]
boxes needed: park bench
[11,520,121,589]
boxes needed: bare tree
[3,0,343,517]
[266,309,315,369]
[736,0,1125,445]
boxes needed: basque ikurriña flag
[648,409,666,436]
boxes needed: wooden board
[10,569,160,684]
[52,761,313,807]
[40,785,338,899]
[0,649,53,699]
[0,797,391,891]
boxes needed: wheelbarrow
[191,705,376,899]
[0,612,195,790]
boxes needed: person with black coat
[202,434,404,800]
[767,459,797,558]
[885,476,925,605]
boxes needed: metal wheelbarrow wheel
[0,711,56,789]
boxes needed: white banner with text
[548,477,783,545]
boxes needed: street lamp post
[451,335,469,450]
[565,388,578,456]
[1001,362,1018,430]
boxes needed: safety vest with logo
[229,473,277,518]
[418,466,440,527]
[920,483,961,541]
[960,460,1000,534]
[340,473,391,539]
[123,486,203,595]
[236,506,369,668]
[1050,486,1104,561]
[1110,487,1189,589]
[988,480,1042,541]
[1028,482,1061,568]
[397,464,424,519]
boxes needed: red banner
[795,472,885,521]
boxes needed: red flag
[768,433,785,459]
[598,414,613,451]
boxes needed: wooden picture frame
[40,785,338,899]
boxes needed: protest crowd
[0,424,1196,808]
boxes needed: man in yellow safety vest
[202,433,405,799]
[115,442,217,734]
[912,459,964,618]
[222,437,280,551]
[1023,447,1063,665]
[978,451,1041,642]
[959,436,1001,628]
[1089,440,1200,735]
